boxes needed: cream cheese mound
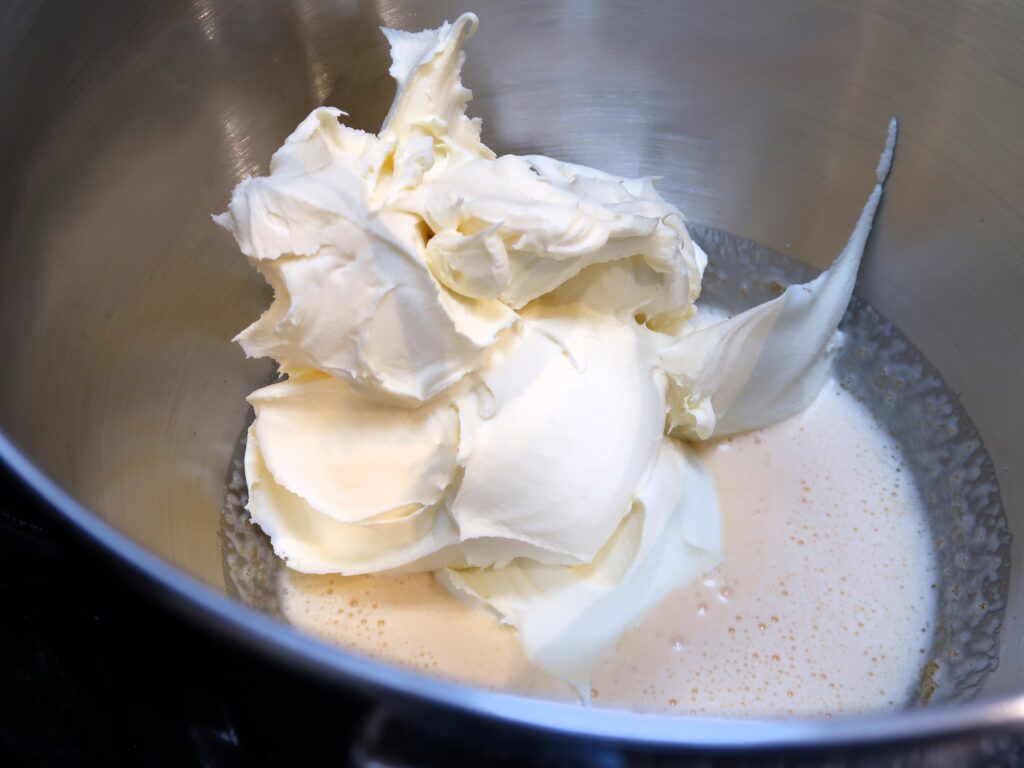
[216,12,896,696]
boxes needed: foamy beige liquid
[279,381,937,716]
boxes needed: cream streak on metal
[216,11,897,692]
[279,382,936,715]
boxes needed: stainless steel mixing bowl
[1,0,1023,762]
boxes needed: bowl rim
[3,427,1021,751]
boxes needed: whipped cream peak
[218,14,896,694]
[381,13,488,164]
[660,119,898,440]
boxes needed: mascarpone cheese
[216,12,896,693]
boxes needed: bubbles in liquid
[278,381,937,717]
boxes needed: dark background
[4,467,1024,768]
[0,468,370,767]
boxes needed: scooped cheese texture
[216,12,896,694]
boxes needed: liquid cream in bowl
[276,380,936,716]
[217,13,1006,717]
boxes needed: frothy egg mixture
[279,381,936,716]
[216,11,936,716]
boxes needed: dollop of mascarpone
[216,13,896,694]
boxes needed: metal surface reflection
[0,0,1022,751]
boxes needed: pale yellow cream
[216,13,897,693]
